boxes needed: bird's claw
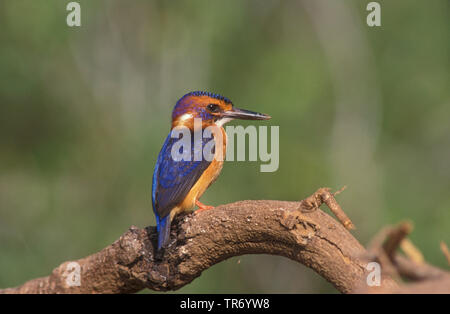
[195,200,214,214]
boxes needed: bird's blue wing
[152,131,213,222]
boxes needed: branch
[441,242,450,266]
[358,222,450,293]
[1,188,397,294]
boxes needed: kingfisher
[152,91,271,250]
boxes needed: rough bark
[1,189,446,294]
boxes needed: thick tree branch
[3,188,447,294]
[2,188,398,294]
[9,187,450,294]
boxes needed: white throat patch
[214,117,234,127]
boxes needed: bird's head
[171,91,270,129]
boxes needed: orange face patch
[172,92,234,128]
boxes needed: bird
[152,91,271,250]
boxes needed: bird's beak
[222,107,271,121]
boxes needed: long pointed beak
[222,107,271,120]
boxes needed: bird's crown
[171,91,233,127]
[180,91,232,105]
[170,91,270,129]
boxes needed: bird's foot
[195,200,214,214]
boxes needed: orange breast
[174,127,227,215]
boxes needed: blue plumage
[152,131,214,249]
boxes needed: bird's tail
[157,216,171,250]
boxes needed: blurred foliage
[0,0,449,293]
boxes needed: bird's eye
[207,104,220,113]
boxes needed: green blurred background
[0,0,449,293]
